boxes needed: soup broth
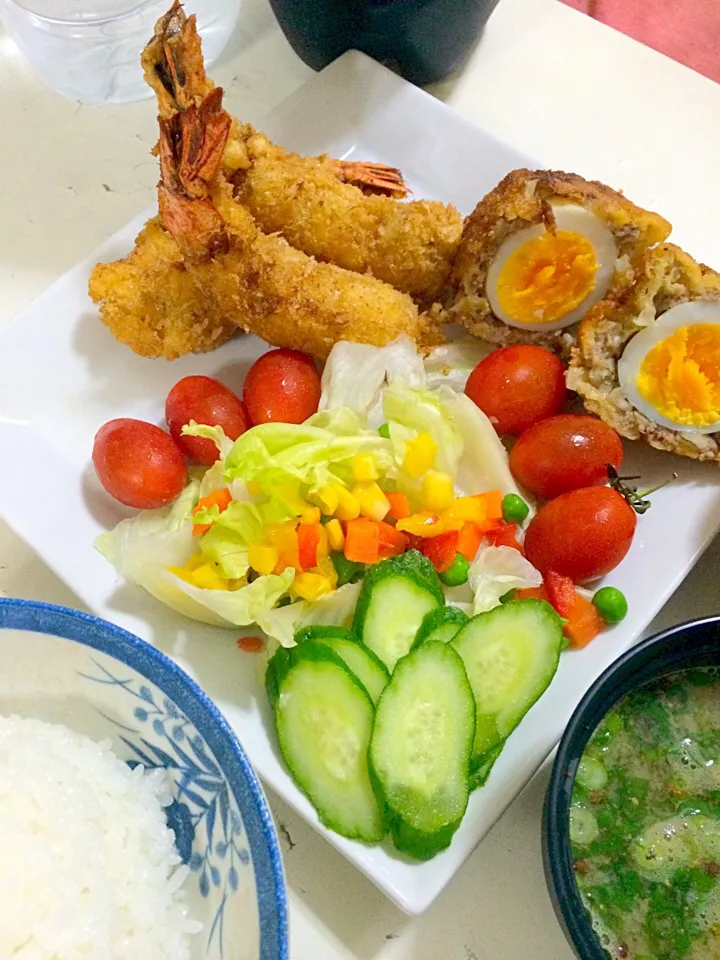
[571,667,720,960]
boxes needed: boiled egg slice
[618,301,720,434]
[486,203,618,332]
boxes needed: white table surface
[2,0,720,956]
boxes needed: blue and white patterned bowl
[0,598,288,960]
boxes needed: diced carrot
[456,522,484,562]
[344,518,380,564]
[544,571,576,618]
[237,635,264,653]
[476,490,503,521]
[192,488,233,535]
[487,521,525,555]
[297,522,321,571]
[515,586,548,602]
[420,530,459,573]
[377,521,408,558]
[563,592,606,648]
[386,490,411,521]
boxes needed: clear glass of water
[0,0,242,104]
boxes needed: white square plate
[2,51,720,915]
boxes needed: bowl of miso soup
[544,616,720,960]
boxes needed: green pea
[592,586,628,623]
[378,423,391,439]
[277,596,292,608]
[501,493,530,525]
[439,553,470,586]
[500,589,516,604]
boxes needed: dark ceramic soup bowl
[543,616,720,960]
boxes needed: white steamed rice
[0,715,202,959]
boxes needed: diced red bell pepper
[456,522,484,562]
[297,522,321,571]
[377,521,408,558]
[421,530,460,573]
[344,518,381,564]
[237,635,264,653]
[385,491,411,521]
[544,571,576,618]
[487,521,525,555]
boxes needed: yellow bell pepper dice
[325,518,345,551]
[421,471,454,512]
[403,432,438,478]
[334,486,361,521]
[293,572,333,602]
[353,481,391,522]
[248,543,279,576]
[443,496,487,526]
[174,562,229,591]
[396,511,445,537]
[246,481,262,497]
[351,454,379,482]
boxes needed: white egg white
[486,203,618,332]
[618,300,720,434]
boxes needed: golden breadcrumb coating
[441,169,671,354]
[567,243,720,463]
[88,219,235,359]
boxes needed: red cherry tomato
[465,345,567,436]
[524,487,637,584]
[243,349,321,425]
[165,376,249,466]
[509,415,624,500]
[93,419,186,509]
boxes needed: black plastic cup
[543,616,720,960]
[267,0,502,87]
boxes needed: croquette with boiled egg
[442,169,671,356]
[567,243,720,463]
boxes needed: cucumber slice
[353,550,444,672]
[392,816,458,861]
[370,641,475,837]
[412,605,468,649]
[469,743,504,791]
[452,599,563,763]
[295,625,389,704]
[268,642,386,843]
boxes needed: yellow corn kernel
[353,481,391,522]
[248,543,280,576]
[316,523,329,563]
[300,506,321,525]
[352,454,379,482]
[312,485,340,516]
[189,563,229,591]
[325,518,345,552]
[293,572,332,602]
[421,470,454,513]
[334,487,361,521]
[403,432,438,478]
[246,481,262,497]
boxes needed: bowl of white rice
[0,597,288,960]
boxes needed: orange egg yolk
[637,323,720,427]
[497,230,598,325]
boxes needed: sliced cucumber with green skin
[353,550,444,672]
[370,640,475,839]
[452,599,563,764]
[392,816,458,861]
[295,625,389,705]
[268,642,386,843]
[412,605,468,650]
[469,743,504,791]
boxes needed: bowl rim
[0,597,289,960]
[543,615,720,960]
